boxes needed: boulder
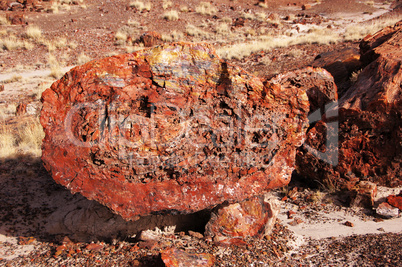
[204,194,279,245]
[40,42,309,220]
[296,22,402,190]
[139,31,162,47]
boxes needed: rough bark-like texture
[312,48,361,94]
[41,42,309,220]
[297,22,402,190]
[161,248,215,267]
[205,195,279,246]
[266,67,338,115]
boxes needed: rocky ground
[1,0,401,266]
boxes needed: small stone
[374,217,384,222]
[302,4,311,10]
[85,243,103,251]
[205,195,280,245]
[349,181,377,208]
[16,102,27,116]
[0,84,4,92]
[376,202,399,218]
[288,218,303,226]
[387,194,402,210]
[188,231,203,239]
[161,248,215,267]
[287,210,296,219]
[139,31,162,47]
[139,229,161,241]
[344,221,354,227]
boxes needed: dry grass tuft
[1,36,25,51]
[162,0,173,10]
[48,54,63,79]
[0,117,44,159]
[130,1,152,11]
[26,26,42,40]
[196,2,217,16]
[344,16,402,41]
[185,24,211,39]
[0,16,10,25]
[163,10,179,21]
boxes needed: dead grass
[344,16,402,41]
[163,10,179,21]
[0,15,10,25]
[48,54,63,79]
[1,36,25,51]
[0,117,44,159]
[196,2,217,16]
[162,0,173,10]
[129,1,152,11]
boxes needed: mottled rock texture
[205,195,279,245]
[297,22,402,190]
[41,42,309,220]
[161,248,215,267]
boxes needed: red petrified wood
[41,42,309,220]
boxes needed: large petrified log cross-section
[41,43,309,220]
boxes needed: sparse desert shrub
[0,126,16,158]
[365,0,375,6]
[162,0,172,10]
[215,23,231,35]
[344,17,402,41]
[185,24,210,39]
[1,36,24,51]
[26,26,42,40]
[180,5,189,12]
[196,2,217,16]
[0,118,45,158]
[256,12,267,21]
[163,10,179,21]
[162,31,184,42]
[115,30,128,45]
[48,54,63,79]
[130,1,151,11]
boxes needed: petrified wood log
[297,22,402,190]
[40,42,309,220]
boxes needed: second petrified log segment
[41,42,309,220]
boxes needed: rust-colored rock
[387,193,402,210]
[297,22,402,190]
[161,248,215,267]
[376,202,399,218]
[312,47,361,93]
[6,12,26,25]
[16,102,27,116]
[349,181,377,208]
[205,195,279,245]
[139,31,162,47]
[40,42,309,220]
[267,67,338,115]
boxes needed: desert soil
[0,0,401,266]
